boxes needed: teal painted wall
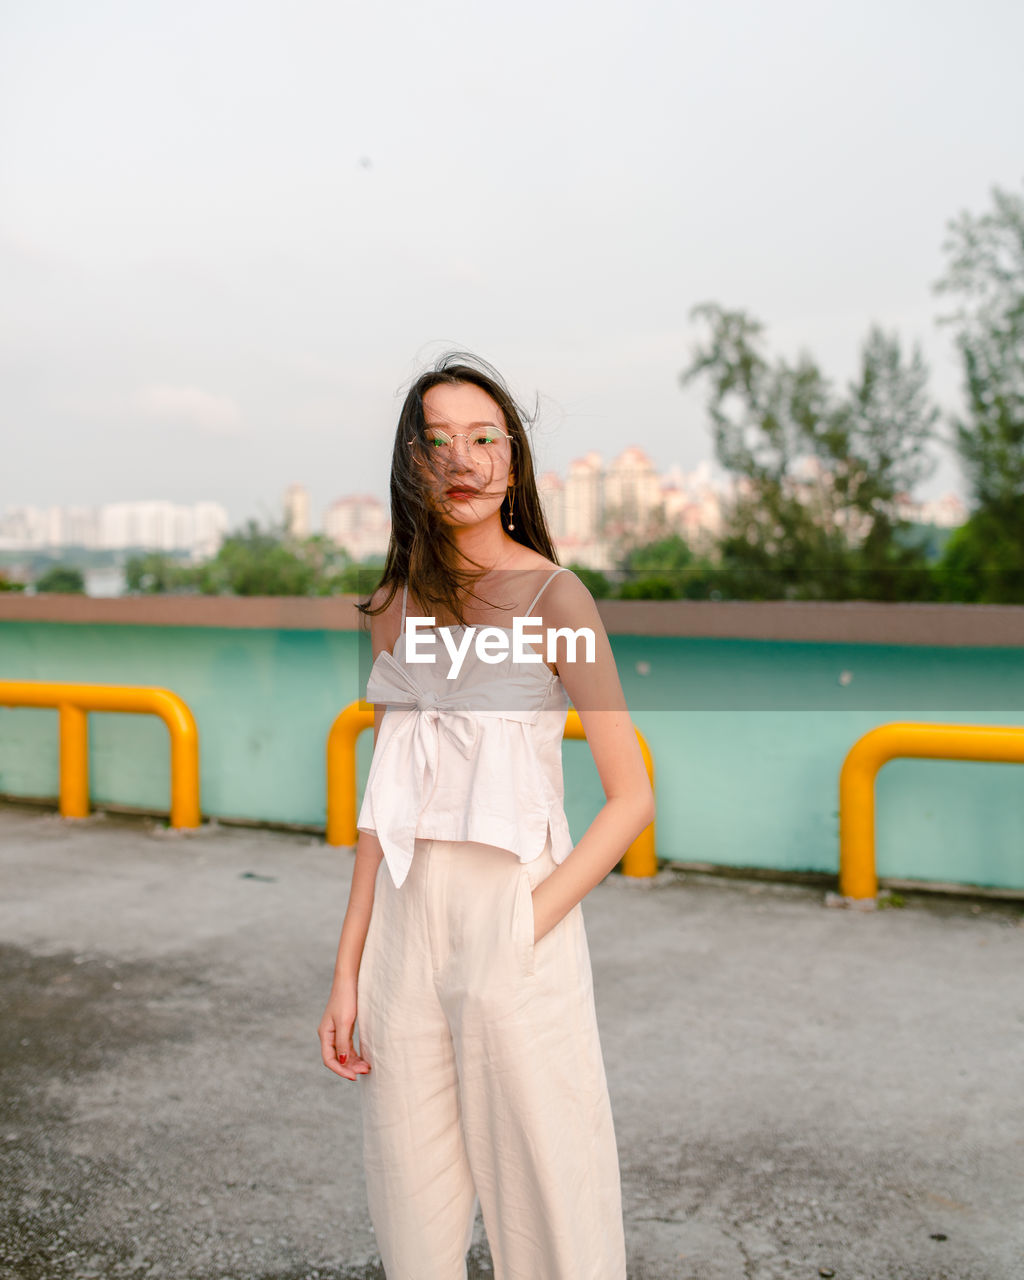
[2,620,1023,891]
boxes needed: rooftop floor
[1,802,1022,1280]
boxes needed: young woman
[318,352,655,1280]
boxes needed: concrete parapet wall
[2,596,1023,890]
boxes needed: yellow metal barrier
[326,700,375,849]
[0,680,201,829]
[327,701,658,876]
[839,720,1024,901]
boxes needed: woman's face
[418,382,515,528]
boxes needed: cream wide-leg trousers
[355,832,627,1280]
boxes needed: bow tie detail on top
[359,643,569,889]
[367,651,480,759]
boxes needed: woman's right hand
[318,979,372,1081]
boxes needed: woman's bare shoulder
[537,565,596,619]
[510,556,586,603]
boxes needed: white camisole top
[356,567,574,888]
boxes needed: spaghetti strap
[400,581,408,628]
[524,566,567,617]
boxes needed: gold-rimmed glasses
[408,425,513,461]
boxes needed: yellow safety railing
[0,680,201,829]
[327,701,658,876]
[839,720,1024,901]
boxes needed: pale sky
[2,0,1022,527]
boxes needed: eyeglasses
[408,426,512,460]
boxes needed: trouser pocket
[516,860,536,978]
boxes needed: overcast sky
[2,0,1022,527]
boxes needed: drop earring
[506,485,515,532]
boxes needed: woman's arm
[317,795,384,1080]
[317,587,397,1080]
[528,570,656,944]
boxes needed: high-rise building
[284,484,311,538]
[324,494,390,560]
[193,502,230,559]
[603,446,662,536]
[564,452,604,542]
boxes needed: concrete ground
[1,801,1022,1280]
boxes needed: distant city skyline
[0,499,228,559]
[2,438,972,527]
[1,435,969,572]
[0,408,976,534]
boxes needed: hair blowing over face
[359,351,559,628]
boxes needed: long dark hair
[359,351,559,627]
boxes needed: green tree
[682,304,854,599]
[936,509,1024,603]
[840,325,940,600]
[35,565,85,594]
[196,520,319,595]
[123,521,368,597]
[934,180,1024,601]
[681,303,939,600]
[618,533,717,599]
[294,533,360,596]
[0,570,26,593]
[124,552,195,594]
